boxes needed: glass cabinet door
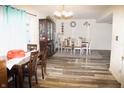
[39,19,56,57]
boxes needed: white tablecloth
[6,52,31,70]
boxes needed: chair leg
[80,49,82,55]
[88,48,91,55]
[35,72,38,84]
[41,64,44,79]
[41,64,42,73]
[42,67,44,79]
[13,74,17,88]
[22,72,25,83]
[44,63,47,75]
[86,48,89,56]
[28,75,32,88]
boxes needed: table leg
[74,49,76,55]
[17,65,23,88]
[80,48,82,55]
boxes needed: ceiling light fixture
[54,5,73,19]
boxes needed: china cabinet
[39,18,56,57]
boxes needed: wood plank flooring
[29,50,121,88]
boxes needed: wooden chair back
[29,51,39,74]
[27,44,37,52]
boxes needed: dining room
[0,5,124,88]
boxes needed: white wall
[26,14,39,49]
[56,19,112,50]
[56,19,89,39]
[109,6,124,87]
[91,23,112,50]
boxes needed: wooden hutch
[39,18,56,57]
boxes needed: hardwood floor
[30,50,120,88]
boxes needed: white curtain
[0,6,9,56]
[5,6,27,50]
[0,6,27,56]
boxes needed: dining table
[0,49,44,87]
[0,50,38,87]
[7,51,31,87]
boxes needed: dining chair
[22,51,39,88]
[64,38,73,54]
[80,41,91,56]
